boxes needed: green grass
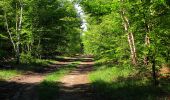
[0,70,21,80]
[89,65,169,100]
[0,59,56,80]
[38,62,80,100]
[0,58,58,81]
[44,62,79,82]
[89,66,134,82]
[15,59,57,72]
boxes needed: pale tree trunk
[120,0,137,65]
[4,1,23,64]
[15,2,19,64]
[4,12,16,53]
[16,0,23,64]
[144,22,151,65]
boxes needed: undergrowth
[89,64,170,100]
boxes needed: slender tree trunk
[15,1,23,64]
[16,1,23,64]
[120,0,137,65]
[4,0,23,64]
[151,57,158,86]
[143,16,158,86]
[144,22,151,65]
[4,12,16,53]
[37,37,41,58]
[15,2,19,64]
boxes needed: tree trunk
[120,0,137,65]
[152,57,158,86]
[144,22,151,65]
[16,1,23,64]
[4,12,17,53]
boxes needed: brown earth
[0,56,94,100]
[58,61,94,100]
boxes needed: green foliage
[82,0,170,67]
[82,0,170,97]
[20,52,34,64]
[89,65,134,82]
[82,0,131,65]
[31,0,82,56]
[125,0,170,72]
[0,0,82,62]
[89,65,169,100]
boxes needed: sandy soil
[58,61,94,100]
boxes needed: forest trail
[58,61,94,100]
[6,71,46,100]
[0,56,94,100]
[9,73,44,84]
[0,72,46,100]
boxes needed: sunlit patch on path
[58,58,94,100]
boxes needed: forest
[0,0,170,100]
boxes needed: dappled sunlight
[0,0,170,99]
[0,55,94,100]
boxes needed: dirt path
[58,61,94,100]
[7,72,45,100]
[10,73,44,84]
[0,56,94,100]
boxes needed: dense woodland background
[0,0,82,63]
[82,0,170,84]
[0,0,170,99]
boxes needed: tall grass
[88,65,167,100]
[89,65,133,82]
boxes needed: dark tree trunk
[152,58,158,86]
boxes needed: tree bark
[4,12,16,53]
[152,57,158,86]
[4,1,23,64]
[120,0,137,65]
[16,0,23,64]
[144,21,151,65]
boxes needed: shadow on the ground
[90,76,170,100]
[0,80,38,100]
[43,55,94,62]
[0,80,64,100]
[57,82,94,100]
[2,60,169,100]
[0,56,94,74]
[0,56,95,100]
[37,77,170,100]
[2,79,168,100]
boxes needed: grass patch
[44,62,79,82]
[89,65,133,82]
[0,59,55,80]
[0,70,21,80]
[15,59,57,72]
[38,62,79,100]
[89,65,169,100]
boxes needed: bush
[20,52,34,64]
